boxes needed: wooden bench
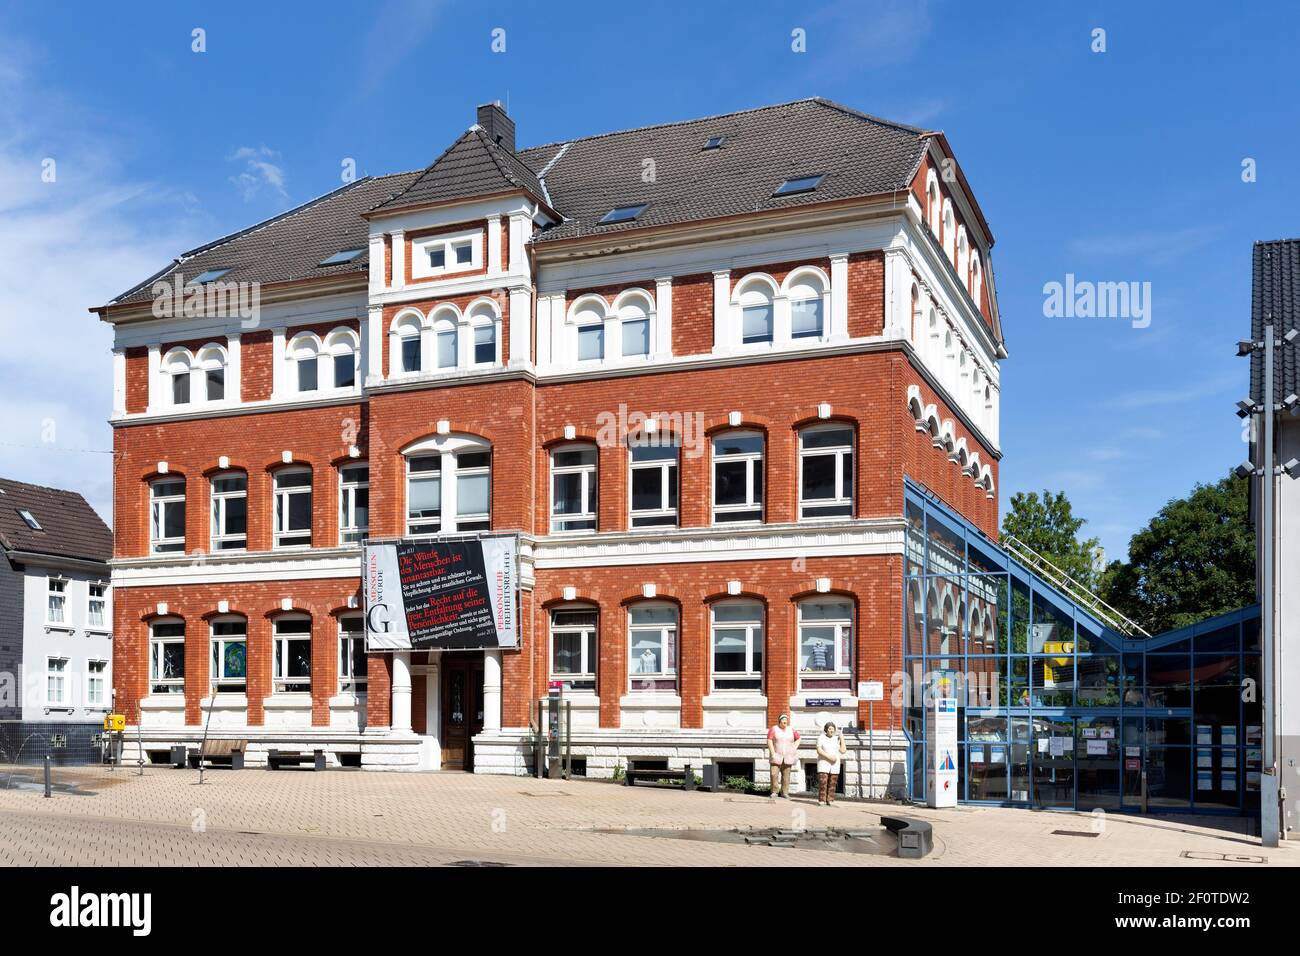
[624,764,696,790]
[186,739,247,770]
[882,815,933,859]
[267,749,326,771]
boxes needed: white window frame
[272,616,312,695]
[392,313,424,377]
[797,599,854,689]
[339,615,367,695]
[87,581,109,631]
[549,607,598,691]
[339,463,369,544]
[162,347,195,407]
[272,467,313,549]
[628,436,679,528]
[210,617,248,694]
[149,620,186,695]
[325,327,360,390]
[197,343,227,403]
[150,478,186,554]
[627,603,678,693]
[798,424,855,519]
[402,434,492,536]
[288,332,323,394]
[785,268,828,342]
[210,471,248,551]
[613,290,653,360]
[45,655,70,706]
[410,228,483,280]
[549,444,598,533]
[710,601,764,693]
[84,658,108,708]
[711,430,764,524]
[46,576,67,626]
[434,316,458,370]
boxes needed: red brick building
[94,99,1004,789]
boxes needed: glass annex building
[903,481,1262,815]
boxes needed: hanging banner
[364,536,519,651]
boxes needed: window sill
[140,695,186,710]
[264,694,312,708]
[329,692,367,707]
[619,693,682,707]
[44,623,75,635]
[200,694,247,708]
[85,629,113,638]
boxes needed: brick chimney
[476,101,515,153]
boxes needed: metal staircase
[1000,533,1150,637]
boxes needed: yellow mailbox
[103,713,126,733]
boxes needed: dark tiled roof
[108,172,422,306]
[370,127,549,214]
[0,478,112,564]
[1251,238,1300,404]
[521,98,929,242]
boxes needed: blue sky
[0,0,1295,560]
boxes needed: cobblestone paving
[0,765,1292,867]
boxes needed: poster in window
[364,535,518,650]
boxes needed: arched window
[403,434,492,535]
[941,199,956,263]
[467,300,500,366]
[571,296,607,362]
[287,332,322,393]
[272,614,312,694]
[798,424,854,519]
[550,443,598,532]
[956,226,970,286]
[735,275,776,345]
[970,252,983,309]
[797,598,853,691]
[210,470,247,550]
[909,284,921,344]
[272,467,313,548]
[628,602,678,694]
[392,312,423,376]
[433,312,458,370]
[196,343,227,401]
[149,618,185,695]
[629,432,679,527]
[712,430,764,523]
[210,615,247,694]
[550,605,597,691]
[786,269,826,340]
[711,600,764,692]
[325,327,359,389]
[926,170,941,236]
[162,347,194,406]
[615,290,652,358]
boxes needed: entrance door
[440,655,485,771]
[1032,716,1076,808]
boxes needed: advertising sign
[927,670,959,808]
[364,536,518,651]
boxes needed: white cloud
[0,37,200,525]
[1067,226,1220,268]
[229,144,287,201]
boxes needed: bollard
[43,754,51,798]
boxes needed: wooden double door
[440,654,485,771]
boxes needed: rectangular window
[87,582,107,630]
[453,241,473,265]
[473,325,495,364]
[46,657,68,705]
[629,437,678,527]
[551,609,597,691]
[334,352,355,388]
[172,373,190,405]
[577,324,604,361]
[742,304,774,344]
[437,328,457,368]
[712,603,764,692]
[273,618,312,694]
[773,174,824,196]
[206,366,225,401]
[210,473,247,550]
[150,622,185,695]
[339,464,369,544]
[401,335,421,373]
[799,426,854,518]
[46,578,66,624]
[86,660,108,707]
[150,479,186,554]
[456,451,491,531]
[712,432,764,523]
[628,605,677,693]
[791,298,824,339]
[407,455,442,535]
[210,619,247,693]
[273,469,313,548]
[339,616,367,694]
[413,232,481,278]
[428,247,446,269]
[799,600,853,690]
[621,318,649,357]
[297,356,318,392]
[550,446,598,532]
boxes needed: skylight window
[598,204,648,225]
[773,174,824,197]
[318,248,364,266]
[17,509,42,531]
[188,268,232,285]
[702,136,725,151]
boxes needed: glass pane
[474,325,495,364]
[162,644,185,680]
[631,467,662,510]
[714,603,762,624]
[741,304,773,343]
[630,606,677,625]
[801,454,835,500]
[172,373,190,404]
[621,318,649,356]
[800,626,835,671]
[578,325,603,360]
[630,633,663,673]
[287,492,312,531]
[714,459,749,505]
[553,447,596,468]
[457,473,489,516]
[553,473,583,514]
[553,632,584,674]
[437,329,457,368]
[206,368,224,400]
[714,432,763,456]
[409,476,440,513]
[163,501,185,539]
[224,496,247,535]
[713,628,747,673]
[297,357,318,391]
[334,353,355,388]
[791,298,823,337]
[401,337,420,372]
[802,427,852,449]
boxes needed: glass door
[1032,716,1075,808]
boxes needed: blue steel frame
[902,479,1261,815]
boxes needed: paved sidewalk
[0,764,1292,867]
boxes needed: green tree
[1001,489,1102,590]
[1101,474,1255,633]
